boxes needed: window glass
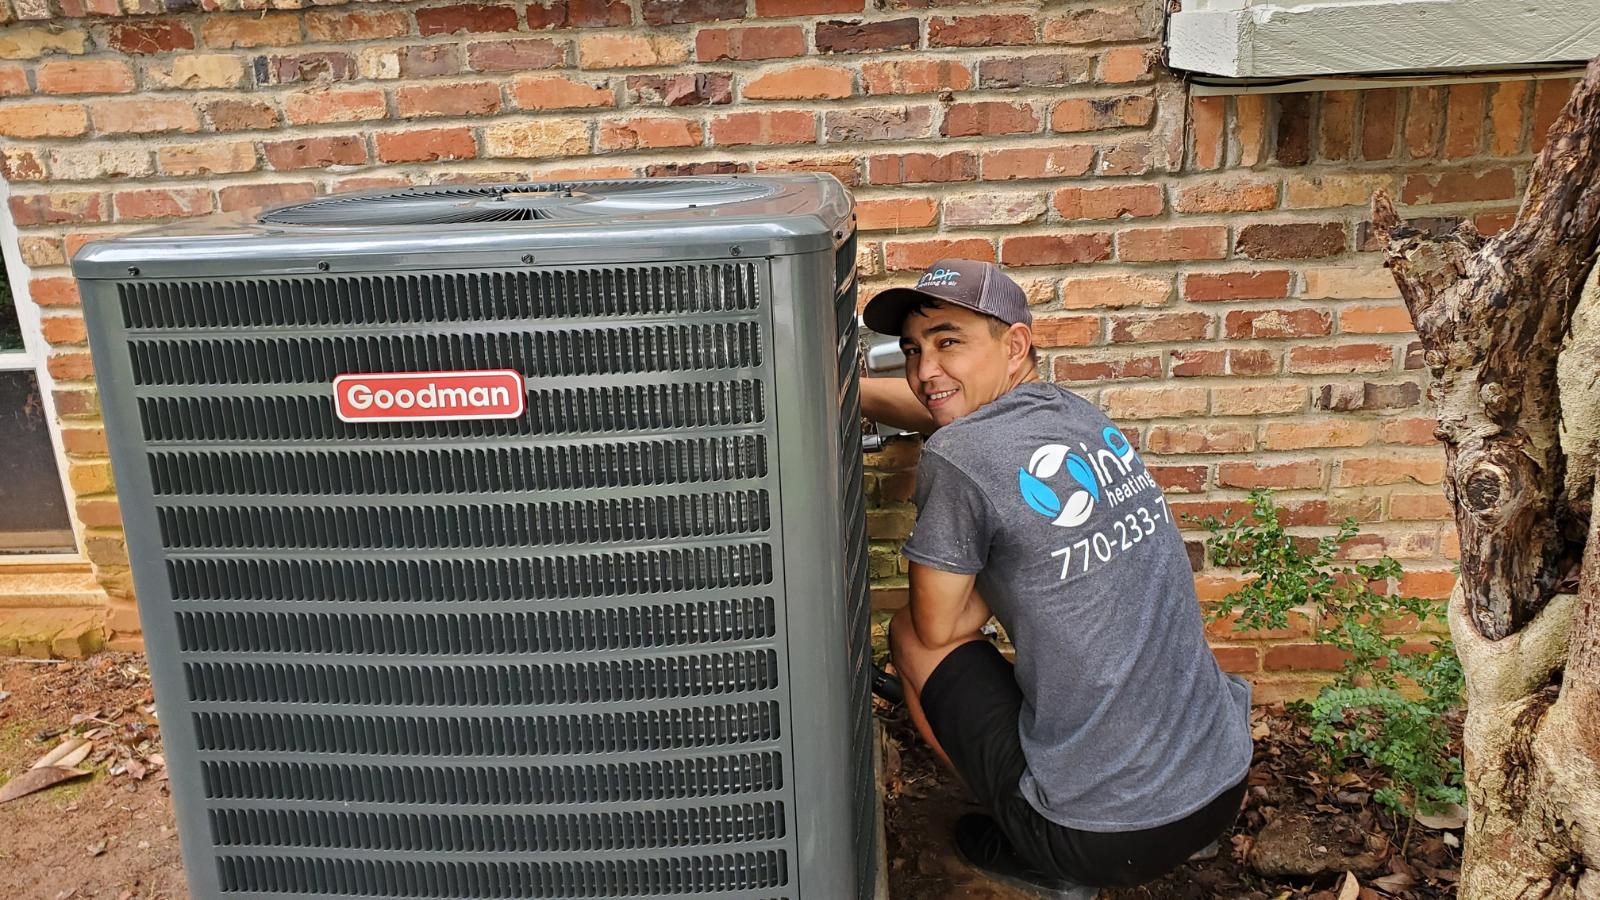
[0,370,75,553]
[0,255,21,351]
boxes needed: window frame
[0,177,84,561]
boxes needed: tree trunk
[1376,60,1600,898]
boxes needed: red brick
[257,51,357,86]
[1230,349,1281,377]
[1052,184,1162,221]
[1404,86,1444,159]
[509,74,615,111]
[1042,5,1154,43]
[883,238,995,271]
[102,20,195,54]
[1360,88,1400,160]
[1319,90,1357,161]
[1102,385,1207,420]
[624,73,733,107]
[696,25,806,62]
[0,63,25,96]
[1262,420,1374,450]
[1390,492,1451,521]
[49,352,96,382]
[1149,465,1207,493]
[1218,460,1323,490]
[1053,352,1160,383]
[710,110,815,146]
[374,128,477,163]
[1170,349,1224,378]
[1145,424,1253,454]
[855,197,938,231]
[748,64,854,101]
[1206,608,1312,642]
[578,34,689,69]
[91,98,200,135]
[1050,93,1154,133]
[1190,96,1224,170]
[754,155,860,186]
[1488,81,1528,156]
[0,102,87,138]
[1031,314,1100,348]
[38,314,86,346]
[942,101,1039,137]
[1442,83,1486,159]
[1531,78,1578,153]
[1287,344,1394,375]
[643,0,743,25]
[928,14,1035,47]
[866,151,976,185]
[1110,311,1210,343]
[978,53,1092,89]
[980,145,1094,181]
[264,135,368,171]
[1380,417,1441,446]
[1100,46,1153,84]
[1340,305,1413,334]
[1264,644,1350,672]
[1224,308,1331,340]
[525,0,632,27]
[59,426,107,457]
[201,13,301,49]
[305,10,411,41]
[1101,139,1153,176]
[467,39,566,72]
[1173,176,1278,213]
[1059,273,1170,309]
[53,388,99,419]
[8,192,103,227]
[754,0,861,13]
[1118,226,1226,262]
[862,59,971,95]
[1001,233,1111,267]
[1399,570,1456,600]
[1182,271,1290,302]
[943,193,1044,228]
[113,187,213,221]
[1275,93,1313,166]
[283,88,386,126]
[597,116,703,151]
[417,4,520,35]
[218,182,317,214]
[1402,167,1517,205]
[396,82,502,118]
[1333,455,1444,487]
[206,98,279,132]
[814,18,919,53]
[37,59,134,94]
[30,276,83,308]
[1212,646,1260,674]
[1235,223,1345,260]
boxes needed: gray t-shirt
[902,382,1253,832]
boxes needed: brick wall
[0,0,1570,684]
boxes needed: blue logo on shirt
[1018,426,1138,528]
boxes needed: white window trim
[1169,0,1600,81]
[0,176,86,563]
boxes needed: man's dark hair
[908,298,1041,367]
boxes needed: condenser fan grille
[258,179,778,227]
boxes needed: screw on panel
[126,266,140,276]
[317,261,331,272]
[522,254,536,264]
[730,245,742,257]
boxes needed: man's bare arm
[861,377,938,435]
[907,561,992,648]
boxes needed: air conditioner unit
[71,175,878,899]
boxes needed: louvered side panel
[98,261,804,899]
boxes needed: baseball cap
[861,258,1032,337]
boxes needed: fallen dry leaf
[1414,803,1467,830]
[56,740,94,769]
[86,837,108,856]
[31,736,89,769]
[1337,871,1361,900]
[0,766,91,803]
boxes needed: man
[859,258,1253,898]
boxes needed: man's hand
[861,377,939,435]
[907,561,992,648]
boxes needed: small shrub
[1195,489,1464,817]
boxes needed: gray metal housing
[72,175,875,899]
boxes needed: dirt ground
[0,655,1461,900]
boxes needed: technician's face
[899,302,1020,428]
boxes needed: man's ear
[1005,323,1033,372]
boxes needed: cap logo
[917,268,961,289]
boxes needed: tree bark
[1376,60,1600,898]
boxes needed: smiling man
[860,259,1253,898]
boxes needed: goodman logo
[334,370,525,423]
